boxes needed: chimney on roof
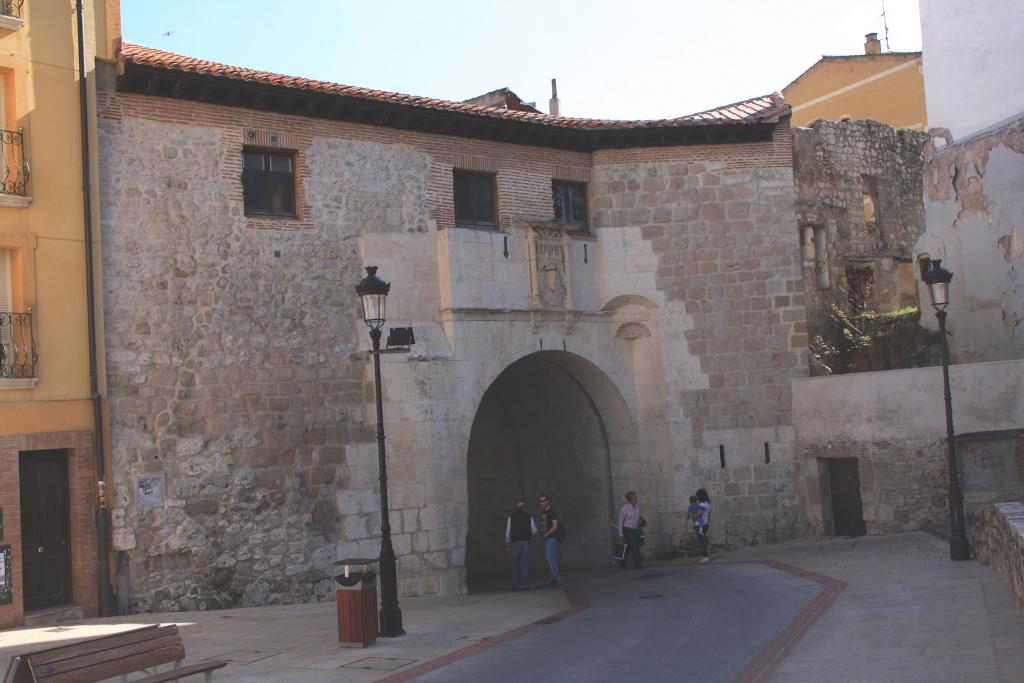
[549,78,560,117]
[864,32,882,55]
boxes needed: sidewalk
[0,585,569,682]
[725,531,1024,682]
[2,531,1022,682]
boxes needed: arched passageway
[466,351,635,589]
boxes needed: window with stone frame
[552,181,588,231]
[242,148,296,217]
[453,170,496,228]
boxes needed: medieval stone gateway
[98,46,807,611]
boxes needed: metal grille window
[453,171,496,228]
[552,181,588,231]
[242,149,296,217]
[0,249,34,378]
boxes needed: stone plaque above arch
[524,222,575,333]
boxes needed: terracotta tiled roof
[119,44,789,130]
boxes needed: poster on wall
[0,545,11,604]
[135,474,166,509]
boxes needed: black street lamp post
[355,266,405,636]
[921,259,971,561]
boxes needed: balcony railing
[0,129,28,196]
[0,311,36,378]
[0,1,23,20]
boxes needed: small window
[453,171,496,228]
[243,149,296,217]
[552,181,588,231]
[863,193,877,225]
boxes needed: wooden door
[19,450,72,610]
[828,458,866,537]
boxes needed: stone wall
[793,359,1024,536]
[590,128,807,549]
[793,120,933,375]
[98,69,811,611]
[972,502,1024,606]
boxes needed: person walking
[616,491,644,569]
[695,488,712,563]
[505,498,538,591]
[538,494,564,587]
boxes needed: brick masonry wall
[591,122,808,547]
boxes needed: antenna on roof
[880,0,891,51]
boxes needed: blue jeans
[544,537,561,584]
[511,540,530,588]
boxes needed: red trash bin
[335,559,379,647]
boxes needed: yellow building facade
[0,0,119,629]
[783,33,927,130]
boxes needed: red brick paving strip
[733,560,848,683]
[375,587,591,683]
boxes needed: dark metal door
[20,450,72,610]
[828,458,866,537]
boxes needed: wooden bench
[3,624,227,683]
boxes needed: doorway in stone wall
[827,458,866,537]
[465,351,635,590]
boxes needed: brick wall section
[97,91,591,234]
[0,432,97,629]
[591,121,807,546]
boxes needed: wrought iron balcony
[0,311,36,378]
[0,129,28,196]
[0,1,22,20]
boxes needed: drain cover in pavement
[217,650,283,663]
[631,573,665,580]
[640,593,665,599]
[342,657,416,671]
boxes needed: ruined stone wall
[793,120,931,375]
[918,116,1024,363]
[591,123,808,548]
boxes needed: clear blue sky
[121,0,922,121]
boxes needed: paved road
[411,562,821,683]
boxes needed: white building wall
[919,0,1024,141]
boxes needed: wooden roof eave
[118,62,778,151]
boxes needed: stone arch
[464,350,637,588]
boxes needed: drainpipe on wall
[76,0,117,617]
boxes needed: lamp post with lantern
[921,258,971,561]
[355,266,405,636]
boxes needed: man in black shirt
[538,494,564,587]
[505,498,538,591]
